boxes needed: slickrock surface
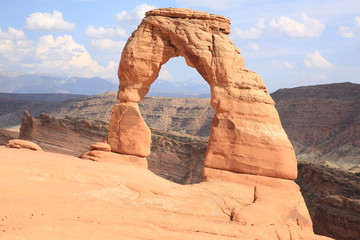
[111,7,297,180]
[0,147,330,240]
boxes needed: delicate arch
[109,8,298,180]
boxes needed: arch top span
[117,7,245,103]
[110,8,298,180]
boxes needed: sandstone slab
[90,142,111,152]
[80,150,148,168]
[6,139,42,151]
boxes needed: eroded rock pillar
[108,102,151,157]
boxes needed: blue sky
[0,0,359,93]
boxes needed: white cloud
[0,27,25,40]
[270,14,325,38]
[114,4,156,26]
[234,18,265,40]
[304,51,333,69]
[356,16,360,27]
[338,16,360,39]
[282,61,294,69]
[177,0,239,10]
[85,25,127,38]
[235,27,263,40]
[0,39,34,62]
[245,43,260,51]
[0,33,117,80]
[338,26,355,38]
[90,38,125,52]
[158,65,174,82]
[24,10,75,32]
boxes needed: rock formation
[6,139,42,151]
[105,8,329,239]
[109,7,297,180]
[296,162,360,240]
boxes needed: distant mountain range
[0,73,210,97]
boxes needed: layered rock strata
[109,7,297,180]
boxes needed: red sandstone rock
[111,7,297,179]
[108,102,151,157]
[6,139,42,151]
[90,142,111,152]
[0,147,331,239]
[80,150,148,168]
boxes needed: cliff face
[296,162,360,240]
[272,82,360,172]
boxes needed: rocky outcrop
[6,139,42,151]
[110,7,297,180]
[18,111,206,184]
[19,110,108,156]
[104,7,326,239]
[296,162,360,240]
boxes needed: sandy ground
[0,147,330,239]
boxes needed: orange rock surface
[0,147,331,239]
[108,102,151,157]
[110,7,297,179]
[6,139,42,151]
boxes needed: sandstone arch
[108,8,297,180]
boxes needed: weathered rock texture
[296,162,360,240]
[19,110,108,156]
[108,102,151,157]
[6,139,42,151]
[0,147,330,240]
[272,82,360,173]
[110,7,297,180]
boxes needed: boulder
[6,139,42,151]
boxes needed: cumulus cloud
[158,65,174,82]
[85,25,127,38]
[24,10,75,32]
[304,51,333,69]
[0,27,26,40]
[338,26,355,38]
[90,38,125,52]
[338,16,360,39]
[0,39,34,62]
[234,18,265,40]
[270,14,325,38]
[177,0,239,10]
[0,33,118,80]
[114,4,156,27]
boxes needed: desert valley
[1,5,360,240]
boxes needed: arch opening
[139,56,213,184]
